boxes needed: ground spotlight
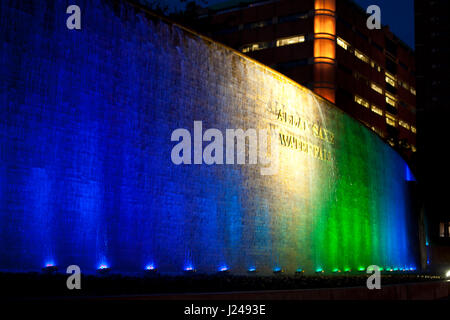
[315,268,324,274]
[218,266,230,273]
[145,264,157,273]
[332,268,341,273]
[247,267,257,274]
[97,264,111,274]
[273,267,283,274]
[184,266,196,274]
[42,264,58,273]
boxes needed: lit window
[250,21,269,29]
[354,49,369,64]
[410,87,416,95]
[411,145,417,152]
[355,95,369,108]
[371,105,383,116]
[401,81,409,90]
[440,222,445,237]
[386,113,397,127]
[399,120,410,130]
[371,61,382,72]
[385,92,397,107]
[241,42,269,53]
[354,72,366,82]
[385,72,397,87]
[337,37,349,50]
[371,82,383,94]
[371,126,384,138]
[276,35,305,47]
[411,126,416,134]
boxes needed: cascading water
[0,0,417,275]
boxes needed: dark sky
[349,0,415,49]
[161,0,415,49]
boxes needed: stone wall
[0,0,417,274]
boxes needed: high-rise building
[193,0,417,165]
[415,0,450,272]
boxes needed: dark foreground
[2,272,449,319]
[0,271,445,300]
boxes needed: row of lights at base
[42,262,417,274]
[326,267,417,273]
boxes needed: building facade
[194,0,417,165]
[415,0,450,272]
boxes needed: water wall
[0,0,417,274]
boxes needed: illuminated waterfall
[0,0,417,275]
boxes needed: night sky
[349,0,415,49]
[161,0,415,49]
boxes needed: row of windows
[377,131,416,151]
[337,37,349,50]
[272,58,309,71]
[356,109,417,152]
[353,71,415,117]
[355,72,399,108]
[370,82,383,94]
[354,95,416,133]
[361,122,416,152]
[366,123,385,139]
[211,0,279,16]
[439,222,450,238]
[355,49,370,64]
[386,113,397,127]
[240,34,305,53]
[399,120,411,130]
[337,37,416,97]
[241,42,269,53]
[385,92,397,107]
[276,35,305,47]
[212,11,309,36]
[338,38,383,72]
[386,72,416,94]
